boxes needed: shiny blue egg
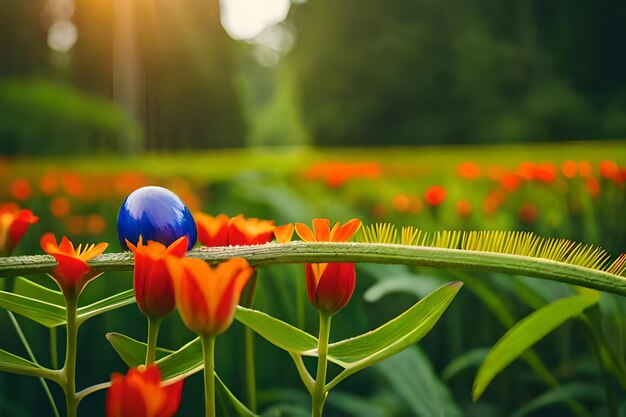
[117,186,197,250]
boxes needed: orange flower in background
[424,186,447,207]
[167,257,253,336]
[10,179,32,201]
[455,200,472,218]
[578,161,593,178]
[306,262,356,315]
[457,161,481,179]
[519,202,538,223]
[40,233,108,295]
[106,364,183,417]
[50,196,71,218]
[0,203,39,256]
[127,236,188,320]
[599,160,619,180]
[586,178,601,198]
[195,213,229,247]
[561,160,578,179]
[196,213,277,247]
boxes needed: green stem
[50,327,58,370]
[63,293,79,417]
[145,317,162,365]
[244,326,257,413]
[312,312,331,417]
[201,335,216,417]
[3,241,626,295]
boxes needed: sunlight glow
[220,0,291,40]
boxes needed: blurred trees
[0,0,625,153]
[0,0,246,155]
[289,0,626,146]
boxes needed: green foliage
[472,290,600,400]
[0,79,142,155]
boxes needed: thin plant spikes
[2,224,626,295]
[359,223,626,278]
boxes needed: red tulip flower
[0,203,38,256]
[40,233,108,295]
[306,262,356,314]
[106,365,183,417]
[295,219,361,314]
[126,236,188,320]
[167,257,253,337]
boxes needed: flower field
[0,141,625,417]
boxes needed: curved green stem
[2,242,625,295]
[312,312,331,417]
[290,353,314,395]
[201,335,216,417]
[63,293,79,417]
[145,317,162,365]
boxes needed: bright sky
[220,0,291,40]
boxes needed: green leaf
[510,382,604,417]
[107,332,203,381]
[473,291,600,400]
[106,332,173,367]
[235,306,318,354]
[323,281,462,370]
[13,277,64,306]
[377,346,463,417]
[0,348,53,379]
[441,348,489,381]
[0,290,65,327]
[78,289,135,324]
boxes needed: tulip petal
[312,219,331,241]
[295,223,316,242]
[274,223,294,243]
[314,262,356,314]
[330,218,362,242]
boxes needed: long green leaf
[0,290,65,327]
[77,289,135,324]
[0,348,55,379]
[473,291,600,400]
[106,332,174,367]
[235,306,318,354]
[322,282,462,370]
[13,277,64,306]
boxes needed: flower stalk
[312,312,332,417]
[63,291,79,417]
[145,317,162,365]
[201,335,216,417]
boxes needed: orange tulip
[40,233,108,295]
[306,262,356,314]
[106,365,183,417]
[0,203,39,256]
[166,257,253,336]
[294,218,361,243]
[294,219,361,314]
[127,236,188,320]
[424,186,447,207]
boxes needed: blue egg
[117,186,197,250]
